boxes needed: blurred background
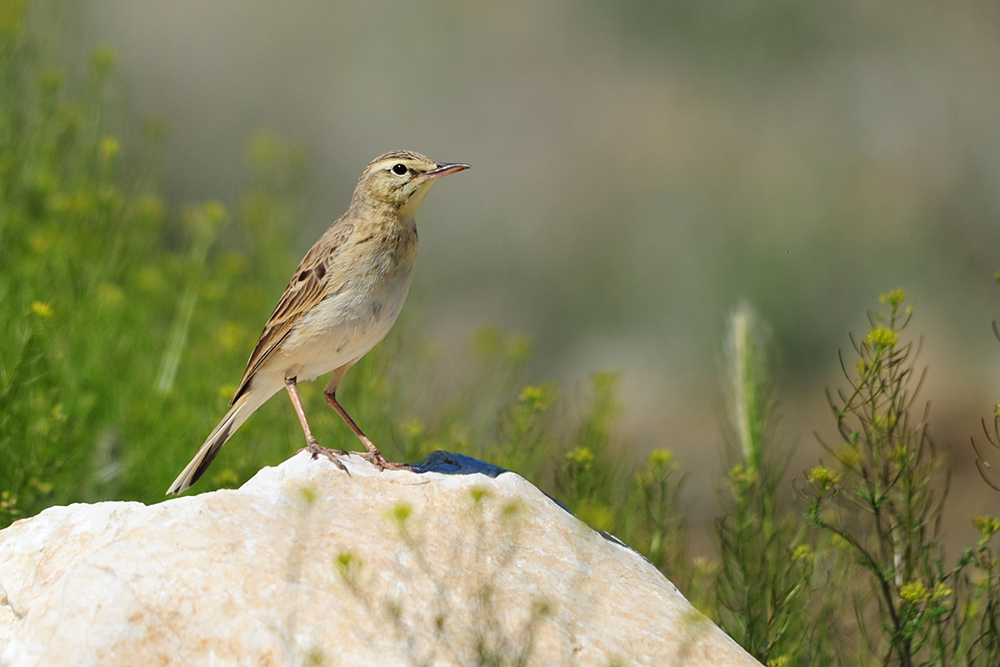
[15,0,1000,549]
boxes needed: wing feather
[231,220,354,403]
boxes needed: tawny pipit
[167,151,469,494]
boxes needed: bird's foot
[359,448,411,472]
[301,441,350,475]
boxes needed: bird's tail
[166,391,265,495]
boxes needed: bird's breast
[275,221,417,382]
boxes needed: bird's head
[352,150,469,218]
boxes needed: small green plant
[625,448,688,582]
[965,515,1000,663]
[800,290,980,666]
[965,273,1000,665]
[971,274,1000,494]
[713,302,818,665]
[555,372,625,532]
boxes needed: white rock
[0,451,761,667]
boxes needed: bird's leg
[323,389,409,471]
[284,377,348,473]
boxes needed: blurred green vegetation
[4,4,1000,665]
[0,1,317,512]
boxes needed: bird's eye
[391,163,408,176]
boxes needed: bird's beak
[424,162,470,180]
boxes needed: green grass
[2,5,1000,665]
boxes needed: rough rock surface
[0,450,762,667]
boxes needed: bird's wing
[231,220,355,404]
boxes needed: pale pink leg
[285,377,348,473]
[324,389,409,471]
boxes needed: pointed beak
[424,162,470,181]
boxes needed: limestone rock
[0,451,762,667]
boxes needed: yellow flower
[98,136,120,162]
[932,582,953,602]
[791,544,814,563]
[519,383,556,412]
[729,464,757,489]
[388,503,412,527]
[202,200,228,227]
[648,448,674,469]
[879,288,906,307]
[566,446,595,469]
[973,515,1000,539]
[899,580,928,604]
[866,325,898,350]
[30,301,53,318]
[335,551,360,575]
[808,466,840,491]
[469,486,491,504]
[90,45,119,76]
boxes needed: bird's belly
[276,272,412,383]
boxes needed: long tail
[166,391,267,495]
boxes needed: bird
[166,150,469,494]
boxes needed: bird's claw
[301,442,350,475]
[359,449,411,472]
